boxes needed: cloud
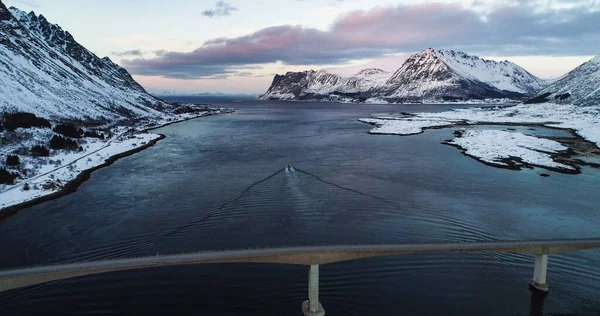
[202,1,237,18]
[111,49,144,57]
[234,72,254,77]
[122,1,600,79]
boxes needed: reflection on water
[529,289,547,316]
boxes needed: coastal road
[0,131,132,195]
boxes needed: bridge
[1,239,600,316]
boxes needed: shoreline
[360,119,600,175]
[0,134,165,222]
[442,140,582,175]
[142,109,233,133]
[0,109,234,222]
[259,97,520,106]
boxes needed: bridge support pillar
[530,254,549,293]
[302,265,325,316]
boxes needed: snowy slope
[383,48,546,99]
[0,2,170,121]
[261,55,411,101]
[528,55,600,106]
[261,69,389,101]
[436,49,546,94]
[260,48,547,103]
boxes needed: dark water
[1,99,599,315]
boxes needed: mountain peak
[0,2,166,120]
[0,0,12,20]
[8,6,30,21]
[422,48,437,55]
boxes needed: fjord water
[1,99,599,315]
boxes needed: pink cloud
[121,2,600,79]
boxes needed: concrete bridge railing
[2,239,600,316]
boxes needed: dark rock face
[0,1,11,21]
[261,71,318,99]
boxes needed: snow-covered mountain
[527,55,600,106]
[0,1,170,121]
[262,68,390,102]
[260,48,548,103]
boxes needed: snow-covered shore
[0,133,162,214]
[361,103,600,146]
[446,129,576,172]
[359,117,455,135]
[361,98,520,105]
[263,96,520,105]
[0,107,234,219]
[359,103,600,173]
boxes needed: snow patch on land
[419,103,600,147]
[359,118,458,135]
[448,129,574,170]
[359,102,600,173]
[0,133,160,209]
[360,103,600,147]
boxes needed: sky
[5,0,600,94]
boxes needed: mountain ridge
[0,1,171,122]
[527,54,600,106]
[260,48,548,103]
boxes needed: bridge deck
[1,239,600,293]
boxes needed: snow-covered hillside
[527,55,600,106]
[0,1,169,121]
[0,0,235,215]
[261,67,390,101]
[383,49,546,99]
[260,48,548,103]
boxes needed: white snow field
[358,117,457,135]
[447,129,574,171]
